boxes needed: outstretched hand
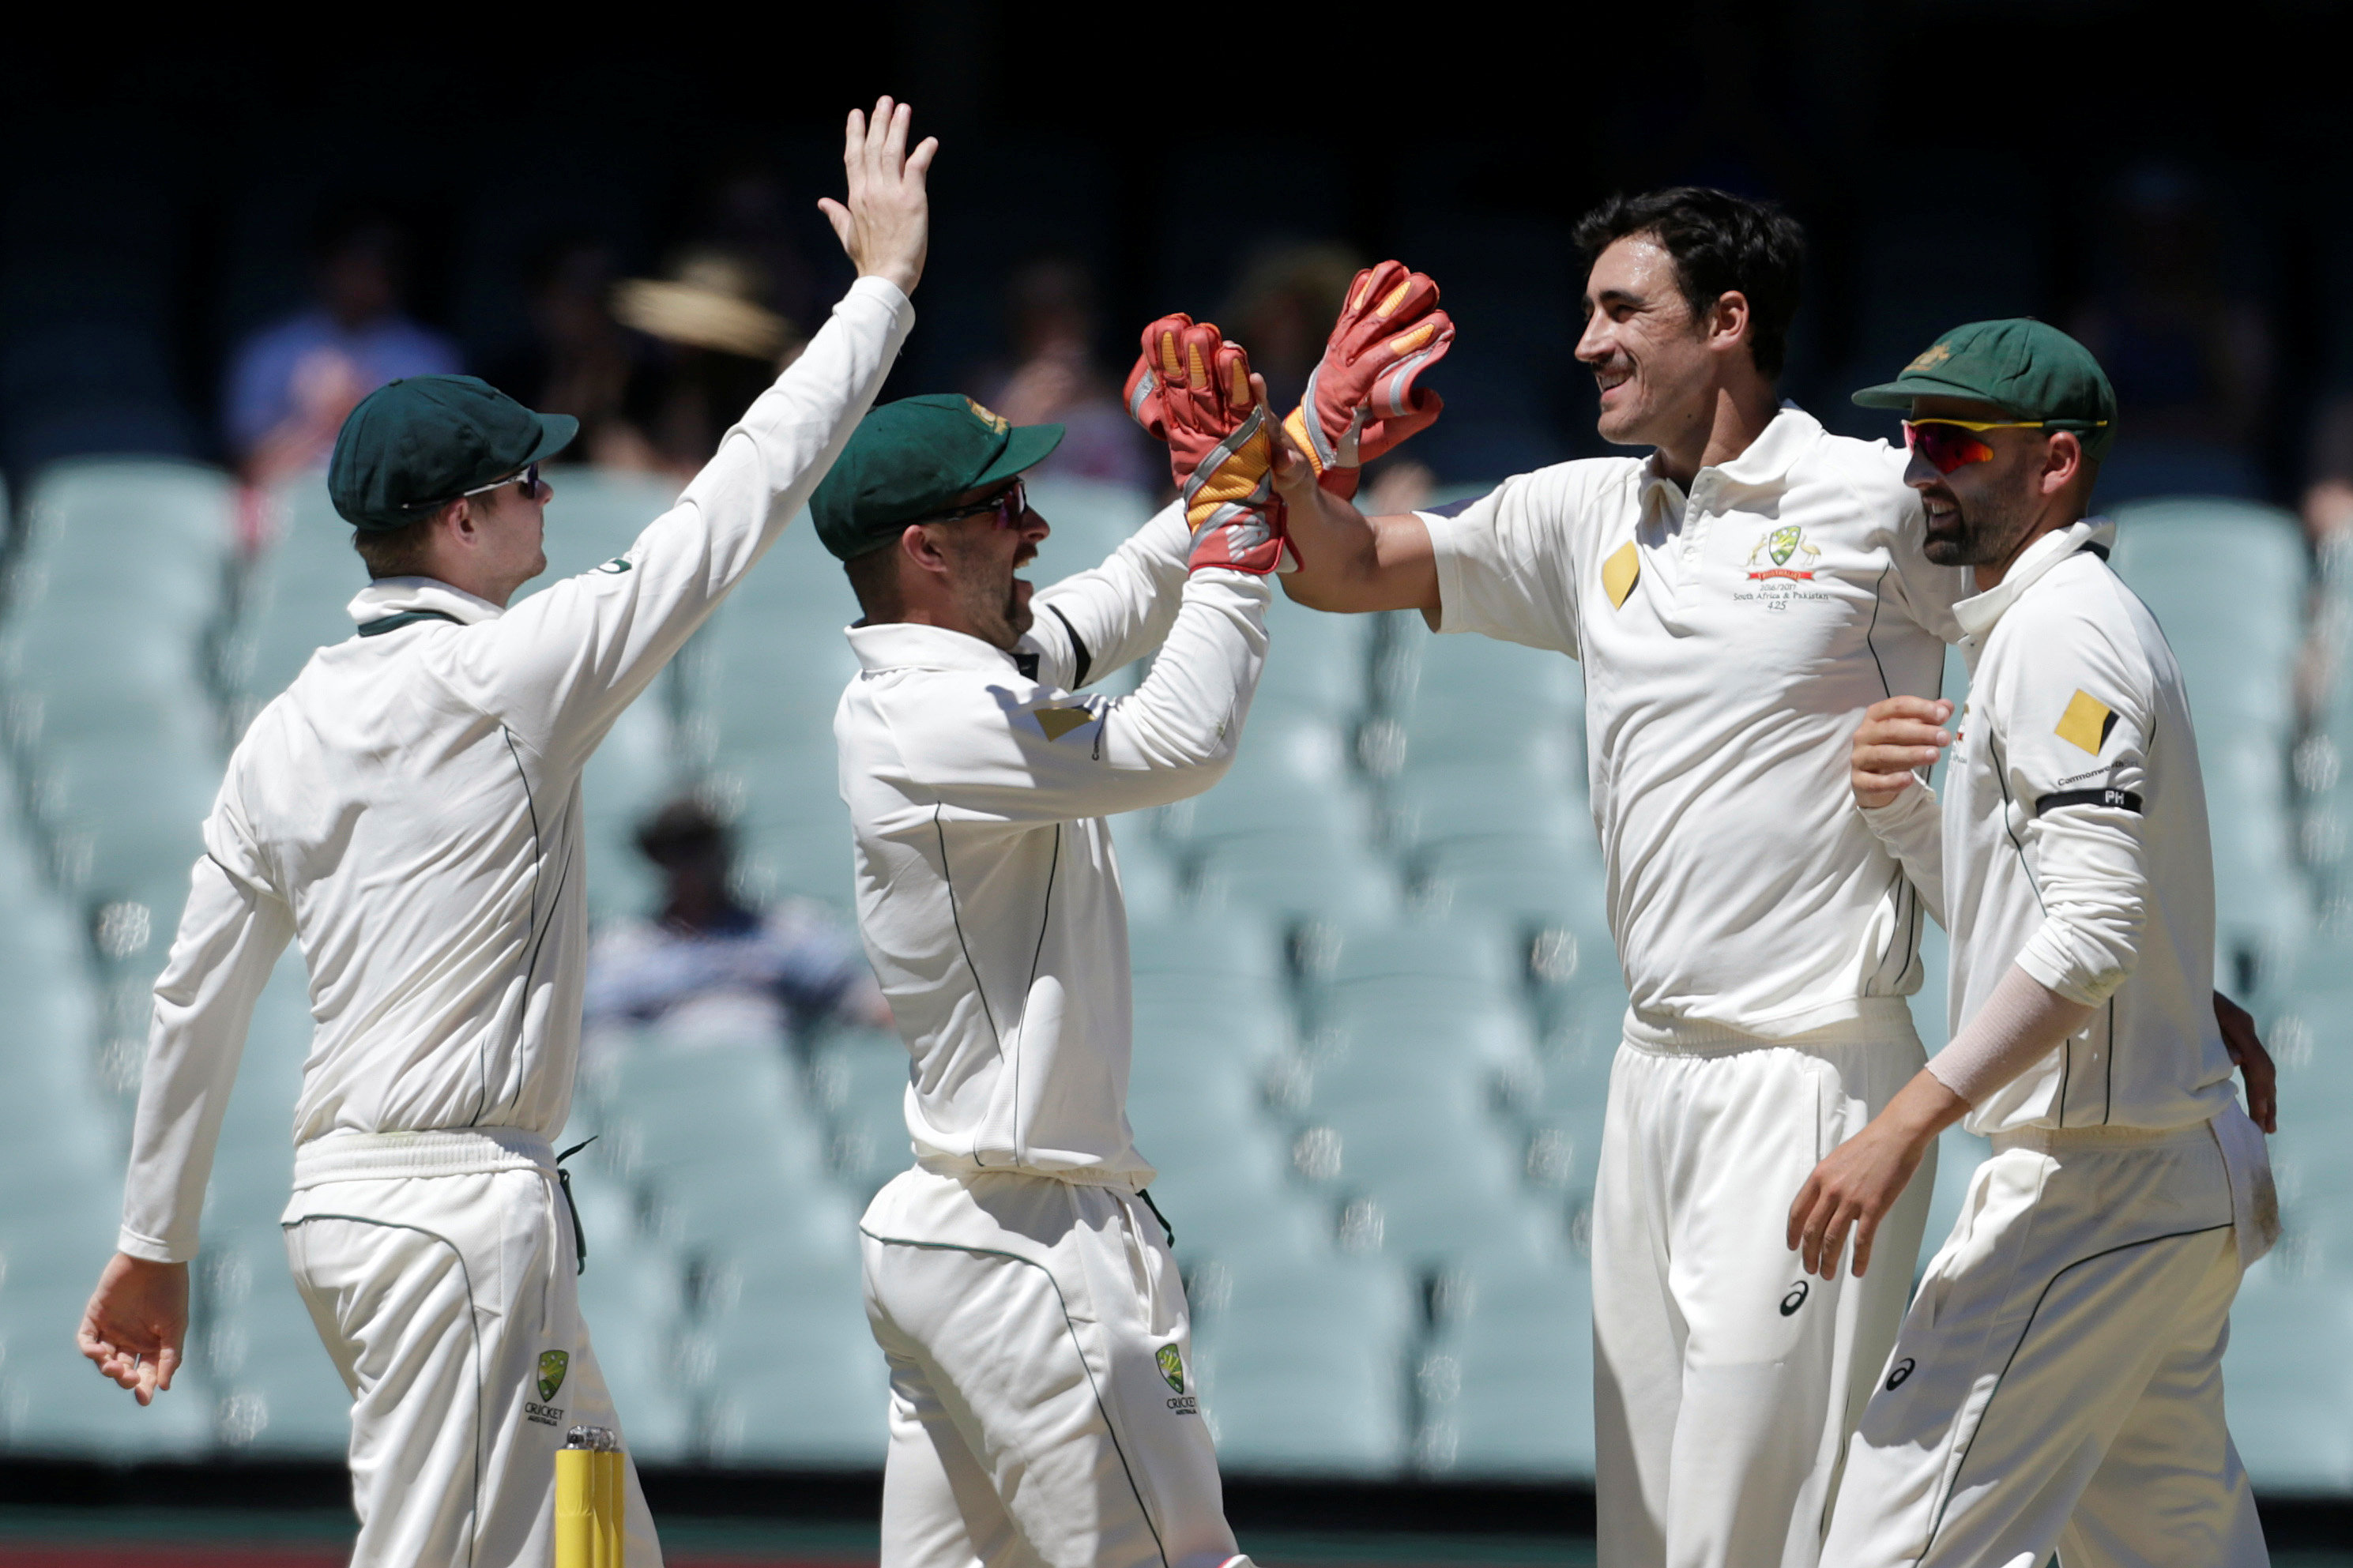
[77,1253,187,1405]
[817,96,938,298]
[1851,696,1954,810]
[1786,1069,1966,1280]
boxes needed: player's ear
[1707,289,1752,355]
[902,521,949,575]
[2042,431,2084,498]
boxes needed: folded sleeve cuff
[2015,928,2118,1008]
[116,1228,187,1266]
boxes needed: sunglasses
[921,479,1027,528]
[1900,419,2049,475]
[405,462,547,512]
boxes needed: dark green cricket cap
[811,394,1064,562]
[1853,319,2117,461]
[329,375,578,532]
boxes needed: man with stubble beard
[1794,319,2277,1568]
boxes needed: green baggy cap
[1851,318,2118,461]
[811,394,1064,562]
[329,375,578,532]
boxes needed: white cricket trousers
[1821,1116,2269,1568]
[1594,1025,1933,1568]
[860,1167,1252,1568]
[280,1130,663,1568]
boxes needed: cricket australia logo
[525,1349,570,1428]
[1745,525,1821,581]
[1739,525,1826,612]
[1158,1344,1199,1415]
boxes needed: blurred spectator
[972,256,1154,487]
[692,161,820,333]
[482,236,662,472]
[612,248,801,482]
[225,209,460,489]
[2070,164,2274,498]
[2305,398,2353,556]
[1220,243,1362,415]
[585,798,887,1049]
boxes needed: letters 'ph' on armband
[2034,787,2143,816]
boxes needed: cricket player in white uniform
[821,321,1303,1568]
[1272,188,1967,1568]
[1790,319,2279,1568]
[73,100,936,1567]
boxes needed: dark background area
[3,2,2348,502]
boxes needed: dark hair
[1573,187,1805,378]
[635,796,732,867]
[842,539,905,622]
[351,513,441,580]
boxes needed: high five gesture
[818,96,938,297]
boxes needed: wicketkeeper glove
[1133,314,1293,575]
[1282,260,1455,500]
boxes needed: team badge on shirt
[1602,541,1640,609]
[1745,525,1820,581]
[2054,690,2118,754]
[525,1349,571,1427]
[1158,1344,1185,1393]
[1034,707,1094,741]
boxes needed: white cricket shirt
[838,505,1268,1187]
[1863,518,2236,1134]
[117,277,913,1263]
[1422,407,1971,1041]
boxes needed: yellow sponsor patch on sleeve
[1602,541,1640,610]
[1036,708,1094,742]
[2054,690,2117,754]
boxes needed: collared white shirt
[1865,519,2236,1134]
[1421,407,1971,1041]
[838,506,1268,1186]
[117,278,913,1263]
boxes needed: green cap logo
[538,1350,570,1403]
[1904,341,1954,375]
[1156,1344,1184,1394]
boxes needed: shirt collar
[846,619,1037,678]
[1640,404,1820,503]
[1952,517,2115,639]
[347,577,505,629]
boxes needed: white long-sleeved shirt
[117,277,913,1263]
[1860,518,2236,1134]
[838,504,1268,1187]
[1421,407,1971,1042]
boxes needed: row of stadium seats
[0,460,2344,1490]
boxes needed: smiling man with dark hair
[1270,187,1974,1568]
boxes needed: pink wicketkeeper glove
[1132,314,1292,575]
[1282,260,1455,500]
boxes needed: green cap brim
[1850,375,2019,412]
[526,412,581,465]
[972,423,1064,489]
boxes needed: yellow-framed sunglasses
[1902,417,2110,475]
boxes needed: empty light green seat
[1189,1254,1416,1476]
[1417,1253,1594,1478]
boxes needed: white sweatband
[1925,962,2098,1106]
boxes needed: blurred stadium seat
[1188,1252,1418,1476]
[1416,1253,1596,1477]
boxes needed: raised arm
[1270,445,1443,618]
[446,98,935,762]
